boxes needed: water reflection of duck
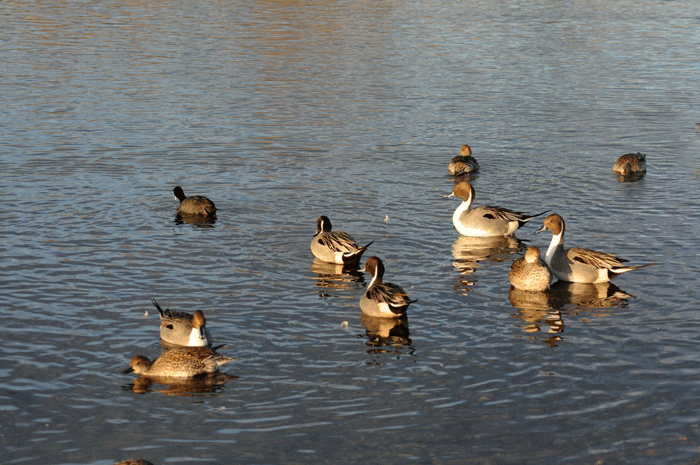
[547,280,633,310]
[174,213,217,226]
[452,234,524,274]
[361,313,411,347]
[509,287,564,335]
[123,370,237,396]
[309,258,366,298]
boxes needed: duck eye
[166,324,174,330]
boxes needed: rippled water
[2,0,700,463]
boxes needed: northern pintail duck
[448,144,480,175]
[311,215,374,264]
[613,152,647,176]
[122,347,233,378]
[152,299,211,347]
[173,186,216,216]
[535,214,654,283]
[360,256,416,318]
[509,246,551,291]
[445,182,548,237]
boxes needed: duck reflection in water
[309,258,366,299]
[452,235,524,295]
[509,287,565,343]
[360,314,413,362]
[174,213,217,227]
[547,280,633,311]
[509,280,633,347]
[122,346,236,395]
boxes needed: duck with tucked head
[360,256,416,318]
[535,213,654,283]
[445,181,548,237]
[152,299,212,347]
[613,152,646,176]
[448,144,480,176]
[311,215,374,265]
[173,186,216,217]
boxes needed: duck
[613,152,647,176]
[173,186,216,216]
[445,182,548,237]
[360,256,416,318]
[535,213,654,283]
[122,347,233,379]
[152,299,211,347]
[448,144,480,175]
[508,246,551,291]
[310,215,374,264]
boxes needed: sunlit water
[2,0,700,463]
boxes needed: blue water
[2,0,700,463]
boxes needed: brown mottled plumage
[613,152,646,176]
[509,246,551,291]
[448,144,480,175]
[123,347,233,379]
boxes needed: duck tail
[343,240,374,262]
[151,299,165,317]
[611,262,656,275]
[529,210,550,220]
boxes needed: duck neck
[545,230,564,264]
[368,272,381,289]
[452,195,473,224]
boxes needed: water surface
[2,0,700,463]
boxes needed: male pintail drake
[535,214,654,283]
[448,144,480,175]
[445,181,548,237]
[152,299,212,347]
[613,152,647,176]
[311,215,374,265]
[360,256,416,318]
[508,245,552,292]
[122,347,233,378]
[173,186,216,216]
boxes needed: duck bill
[443,192,456,199]
[122,367,134,374]
[535,224,547,234]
